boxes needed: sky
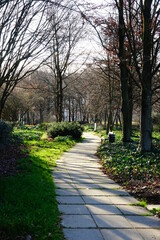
[70,0,113,69]
[42,0,113,72]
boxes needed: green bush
[0,120,13,147]
[47,122,83,139]
[39,122,53,130]
[16,123,29,130]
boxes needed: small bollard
[108,132,115,143]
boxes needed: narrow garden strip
[0,127,79,240]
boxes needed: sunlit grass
[0,128,77,240]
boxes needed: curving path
[52,132,160,240]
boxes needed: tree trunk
[128,77,133,135]
[116,114,119,129]
[0,105,3,119]
[75,103,78,121]
[72,99,75,122]
[32,113,35,125]
[106,55,113,134]
[68,96,71,122]
[119,111,122,127]
[59,76,63,122]
[39,108,43,124]
[107,112,113,134]
[0,97,7,119]
[56,77,60,122]
[27,111,30,125]
[104,109,107,127]
[141,90,152,151]
[118,0,131,142]
[121,74,131,141]
[140,0,153,151]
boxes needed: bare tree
[120,0,160,151]
[80,0,159,150]
[0,0,52,117]
[45,1,85,122]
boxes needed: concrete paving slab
[82,196,112,205]
[63,166,85,171]
[53,132,160,239]
[54,178,73,183]
[101,189,130,196]
[118,205,152,216]
[84,169,103,173]
[74,183,101,189]
[67,169,86,173]
[126,215,160,228]
[65,157,98,161]
[89,173,108,178]
[61,215,96,228]
[82,165,100,170]
[72,178,95,184]
[98,183,122,189]
[70,174,91,179]
[78,189,107,196]
[52,172,70,178]
[55,183,76,189]
[53,175,72,181]
[57,196,84,204]
[137,229,160,239]
[92,215,133,228]
[58,205,90,215]
[90,174,113,178]
[101,229,144,240]
[63,229,104,240]
[147,205,160,210]
[56,189,79,196]
[109,196,138,205]
[86,204,122,215]
[92,178,116,184]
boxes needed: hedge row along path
[52,132,160,240]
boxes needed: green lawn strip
[0,129,77,240]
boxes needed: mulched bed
[100,164,160,204]
[125,180,160,204]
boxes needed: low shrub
[16,123,29,130]
[14,129,42,141]
[0,120,13,147]
[39,122,53,131]
[47,122,83,139]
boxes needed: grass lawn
[0,128,77,240]
[84,124,160,204]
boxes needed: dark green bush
[0,120,13,147]
[47,122,83,139]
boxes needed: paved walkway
[52,132,160,240]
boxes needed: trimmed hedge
[47,122,83,139]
